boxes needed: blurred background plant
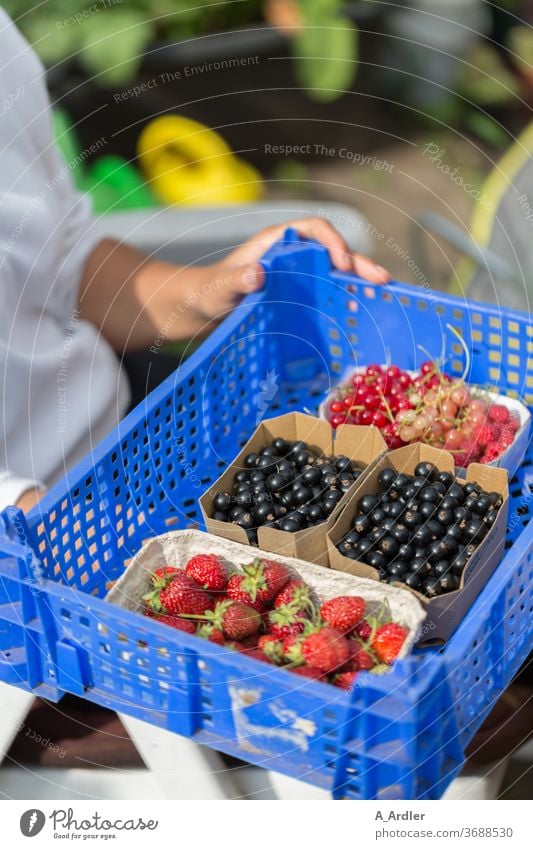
[3,0,366,101]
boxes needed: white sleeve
[0,470,44,512]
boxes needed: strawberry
[371,623,408,664]
[151,565,180,583]
[240,648,273,664]
[274,580,313,609]
[291,665,324,680]
[267,603,307,640]
[301,626,350,673]
[147,611,197,634]
[488,404,509,424]
[227,558,290,608]
[196,623,225,645]
[143,570,213,616]
[258,634,284,663]
[333,670,359,690]
[185,554,228,592]
[204,599,261,641]
[320,596,365,634]
[281,633,304,663]
[349,644,375,670]
[226,574,267,612]
[353,620,372,641]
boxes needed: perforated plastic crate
[0,230,532,799]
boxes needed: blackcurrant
[366,551,387,571]
[272,437,288,454]
[472,495,491,516]
[422,577,442,598]
[485,508,499,528]
[352,514,371,535]
[213,510,228,522]
[437,471,454,487]
[244,452,259,468]
[359,494,379,514]
[335,455,354,472]
[391,524,409,544]
[420,486,439,504]
[447,483,464,502]
[234,470,249,483]
[403,572,422,590]
[356,538,374,556]
[370,508,386,525]
[378,468,397,489]
[414,461,437,480]
[398,542,415,560]
[266,473,285,492]
[439,573,459,592]
[433,559,451,576]
[384,501,405,519]
[302,467,321,486]
[279,518,300,533]
[213,491,232,512]
[392,473,411,491]
[379,535,399,559]
[235,512,255,530]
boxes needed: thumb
[230,263,265,294]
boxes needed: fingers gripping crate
[0,231,532,798]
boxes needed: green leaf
[293,14,358,102]
[79,10,154,86]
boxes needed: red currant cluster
[327,362,520,465]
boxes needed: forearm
[77,239,209,352]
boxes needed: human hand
[195,216,390,322]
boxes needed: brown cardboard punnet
[327,442,509,643]
[199,412,387,567]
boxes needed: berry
[301,626,351,673]
[320,596,365,634]
[196,623,225,644]
[227,557,290,608]
[268,603,307,640]
[333,670,359,690]
[291,665,324,680]
[185,554,228,592]
[349,645,375,670]
[488,404,509,424]
[371,623,408,664]
[226,574,267,611]
[148,612,197,634]
[274,579,313,609]
[204,599,262,640]
[353,620,372,641]
[143,570,213,616]
[151,565,180,583]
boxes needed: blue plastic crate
[0,230,532,799]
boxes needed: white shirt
[0,10,130,509]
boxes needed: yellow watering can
[137,115,263,205]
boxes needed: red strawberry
[196,623,225,645]
[291,665,324,680]
[301,626,350,673]
[353,620,372,641]
[371,623,408,665]
[349,644,375,670]
[258,634,284,663]
[274,580,313,609]
[143,570,213,616]
[333,670,359,690]
[488,404,509,424]
[185,554,228,592]
[281,633,304,663]
[147,612,197,634]
[320,596,365,634]
[227,558,290,608]
[226,574,267,612]
[204,599,261,641]
[240,648,273,664]
[151,565,180,583]
[268,603,307,640]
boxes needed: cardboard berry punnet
[327,442,509,643]
[199,412,387,567]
